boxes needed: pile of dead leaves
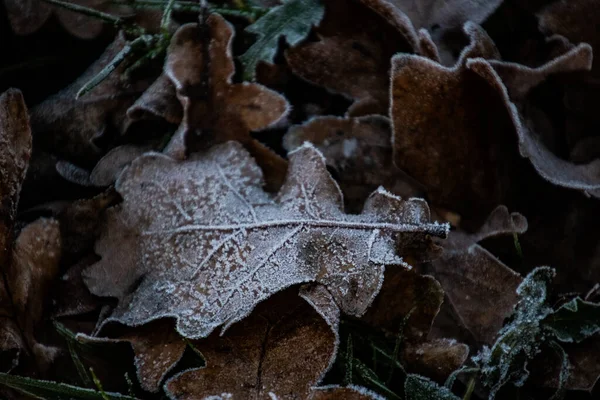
[1,0,600,399]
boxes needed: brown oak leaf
[425,206,525,345]
[163,14,289,189]
[362,269,469,382]
[165,287,340,399]
[468,42,597,197]
[83,141,447,340]
[285,0,419,116]
[390,23,521,226]
[1,89,33,371]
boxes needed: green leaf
[405,374,460,400]
[0,373,139,400]
[543,297,600,343]
[473,267,556,399]
[239,0,325,80]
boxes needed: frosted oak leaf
[83,141,447,339]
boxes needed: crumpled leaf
[240,0,325,80]
[286,0,420,116]
[474,266,556,399]
[426,206,525,345]
[404,374,460,400]
[83,141,447,340]
[165,287,339,399]
[90,146,150,187]
[30,32,151,167]
[283,115,423,212]
[164,14,289,188]
[542,297,600,343]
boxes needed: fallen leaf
[0,89,33,370]
[390,23,519,225]
[425,206,525,345]
[240,0,325,80]
[6,218,62,371]
[78,319,186,393]
[164,14,289,189]
[286,0,419,116]
[83,141,447,340]
[165,287,339,399]
[469,43,597,197]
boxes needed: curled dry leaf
[164,14,289,189]
[0,89,33,370]
[6,218,62,371]
[468,44,598,197]
[283,115,423,212]
[286,0,419,116]
[126,74,183,128]
[165,288,339,400]
[426,206,525,345]
[30,32,151,167]
[83,141,447,340]
[390,23,519,225]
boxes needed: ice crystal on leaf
[83,141,447,339]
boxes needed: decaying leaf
[286,0,419,116]
[83,141,447,340]
[240,0,325,80]
[164,14,289,188]
[390,23,520,225]
[165,287,339,399]
[425,206,525,345]
[309,384,385,399]
[283,115,423,212]
[78,319,186,393]
[361,268,468,382]
[6,218,62,371]
[1,89,33,370]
